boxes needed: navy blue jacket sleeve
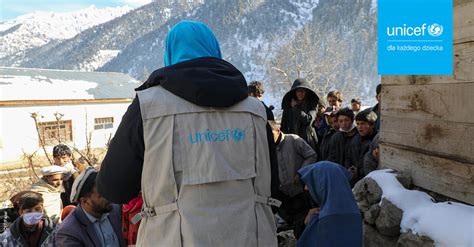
[96,97,144,204]
[266,123,279,196]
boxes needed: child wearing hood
[280,78,320,151]
[296,161,362,247]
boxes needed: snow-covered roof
[0,67,140,101]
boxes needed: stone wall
[353,172,436,247]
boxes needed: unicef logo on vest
[428,23,443,37]
[189,128,246,144]
[232,128,245,142]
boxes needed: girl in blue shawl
[296,161,362,247]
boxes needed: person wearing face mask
[0,191,57,246]
[327,108,358,167]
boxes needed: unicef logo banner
[378,0,452,75]
[428,23,443,37]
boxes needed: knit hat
[355,108,378,123]
[351,98,361,104]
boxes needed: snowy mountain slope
[15,0,203,71]
[0,5,132,66]
[99,0,320,79]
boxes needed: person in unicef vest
[96,21,281,246]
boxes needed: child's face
[351,102,361,112]
[338,116,353,131]
[318,105,326,114]
[53,155,71,166]
[45,174,64,188]
[328,116,339,129]
[296,89,306,101]
[327,97,341,108]
[356,121,374,137]
[20,203,44,216]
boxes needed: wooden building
[380,0,474,205]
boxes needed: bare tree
[53,112,65,143]
[21,150,39,180]
[30,112,53,165]
[258,23,370,107]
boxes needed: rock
[277,230,296,247]
[397,231,435,247]
[353,179,366,201]
[365,178,383,204]
[353,177,383,208]
[375,198,403,237]
[364,203,380,225]
[395,171,412,189]
[357,200,371,212]
[364,223,398,247]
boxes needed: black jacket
[319,127,337,161]
[280,79,320,151]
[372,103,381,132]
[96,57,280,204]
[344,131,378,177]
[363,133,380,176]
[327,127,358,167]
[262,101,275,121]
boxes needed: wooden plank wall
[380,0,474,205]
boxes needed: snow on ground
[368,170,474,247]
[0,74,97,100]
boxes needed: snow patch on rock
[367,170,474,247]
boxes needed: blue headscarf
[296,161,362,247]
[164,21,222,66]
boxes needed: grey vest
[136,86,278,246]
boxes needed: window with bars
[38,120,73,146]
[94,117,114,130]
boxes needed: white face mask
[22,212,43,225]
[339,123,357,133]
